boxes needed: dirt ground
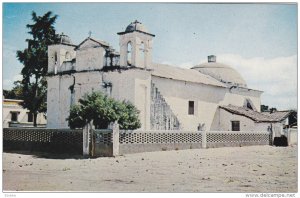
[2,145,297,192]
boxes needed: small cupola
[208,55,216,63]
[59,33,73,45]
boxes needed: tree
[16,11,60,126]
[260,105,269,112]
[67,92,141,130]
[3,81,23,100]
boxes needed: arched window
[54,52,58,64]
[244,98,256,111]
[127,42,132,66]
[103,50,108,66]
[140,42,145,67]
[65,51,71,61]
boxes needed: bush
[67,92,141,130]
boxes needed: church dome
[125,20,148,33]
[191,55,247,88]
[59,33,73,45]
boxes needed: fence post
[113,121,119,157]
[202,130,207,148]
[287,128,291,146]
[83,121,93,158]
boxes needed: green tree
[16,11,60,126]
[67,92,141,130]
[3,81,23,100]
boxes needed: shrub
[67,92,141,130]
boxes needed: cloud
[13,74,22,82]
[160,54,297,110]
[215,54,297,110]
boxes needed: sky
[2,3,298,110]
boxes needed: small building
[3,98,47,128]
[216,105,295,135]
[45,20,294,135]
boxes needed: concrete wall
[104,69,151,129]
[48,44,76,74]
[46,69,152,129]
[152,76,262,131]
[47,75,73,128]
[288,128,297,145]
[76,40,106,71]
[3,102,46,128]
[118,130,270,155]
[119,31,153,69]
[213,108,271,131]
[221,87,262,112]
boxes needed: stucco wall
[213,108,271,131]
[152,76,226,131]
[152,76,262,131]
[3,104,46,127]
[48,44,76,74]
[46,69,152,129]
[105,69,151,130]
[119,32,153,68]
[47,75,73,128]
[221,87,262,112]
[76,44,105,71]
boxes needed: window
[127,42,132,66]
[54,52,58,64]
[27,113,33,122]
[140,42,145,67]
[188,101,194,115]
[231,121,240,131]
[244,98,256,111]
[11,112,19,122]
[65,51,71,61]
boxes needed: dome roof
[191,55,247,88]
[125,20,148,33]
[60,33,73,45]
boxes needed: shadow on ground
[3,150,85,160]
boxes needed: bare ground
[2,145,297,192]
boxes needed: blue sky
[2,3,298,110]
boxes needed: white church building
[46,20,290,132]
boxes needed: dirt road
[3,145,297,192]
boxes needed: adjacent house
[3,98,47,128]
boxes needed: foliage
[261,105,278,113]
[67,92,141,130]
[260,105,269,112]
[3,81,23,100]
[16,11,60,126]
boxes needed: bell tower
[117,20,155,69]
[48,33,76,74]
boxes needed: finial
[88,30,92,38]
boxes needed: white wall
[3,102,46,127]
[213,108,271,131]
[76,40,106,71]
[48,44,76,74]
[152,76,262,131]
[119,32,153,69]
[47,75,73,128]
[221,87,262,112]
[105,69,151,129]
[46,69,152,129]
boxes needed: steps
[150,83,181,130]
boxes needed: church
[46,20,291,133]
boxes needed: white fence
[87,126,272,156]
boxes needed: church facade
[46,20,288,132]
